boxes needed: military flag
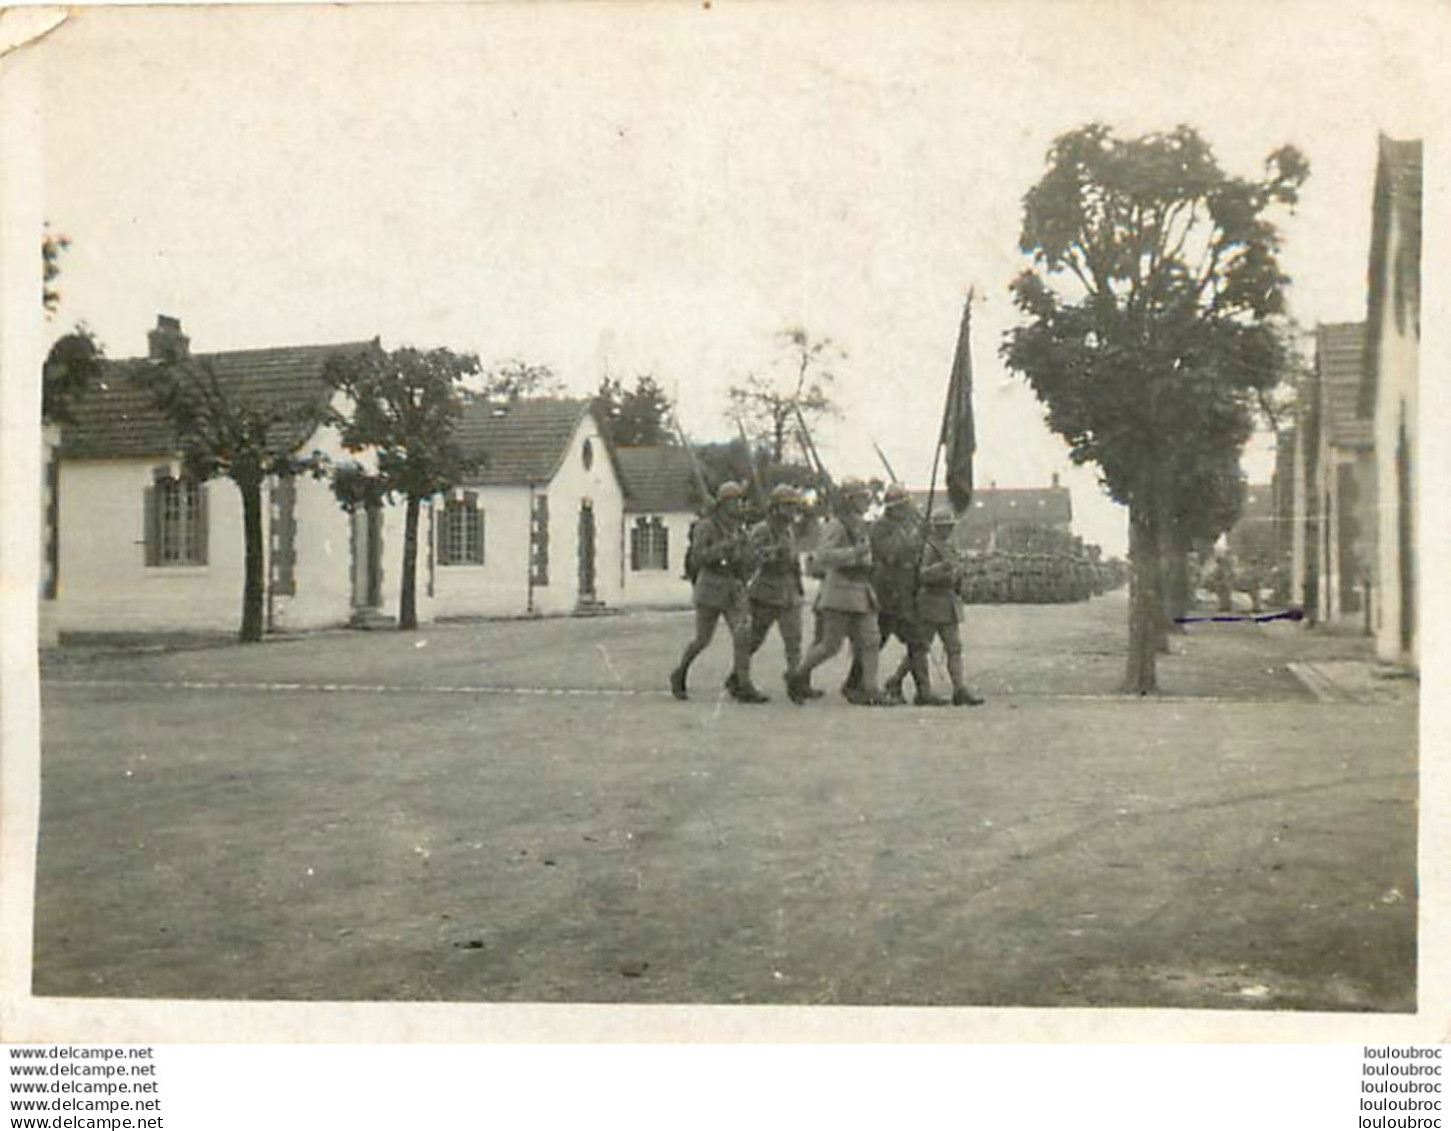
[940,293,976,514]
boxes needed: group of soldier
[960,549,1105,605]
[668,479,985,708]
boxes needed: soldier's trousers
[846,610,926,694]
[677,601,752,682]
[747,601,803,673]
[887,621,965,694]
[796,608,879,692]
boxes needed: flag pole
[915,288,974,591]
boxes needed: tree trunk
[238,472,266,643]
[1125,497,1160,694]
[1162,522,1191,634]
[399,494,421,631]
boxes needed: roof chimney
[148,314,189,363]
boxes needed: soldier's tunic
[792,513,881,694]
[869,510,927,647]
[916,536,965,652]
[746,514,805,672]
[675,511,755,685]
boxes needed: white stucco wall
[266,472,356,631]
[56,456,247,632]
[535,415,625,615]
[426,414,627,618]
[425,485,534,618]
[52,410,657,631]
[615,510,694,608]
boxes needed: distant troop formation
[958,549,1106,605]
[669,479,986,708]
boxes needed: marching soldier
[786,479,889,706]
[746,483,821,698]
[900,507,985,706]
[871,484,944,706]
[669,481,769,703]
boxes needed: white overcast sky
[31,1,1442,554]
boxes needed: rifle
[670,413,712,513]
[870,438,900,487]
[792,403,841,517]
[735,416,768,513]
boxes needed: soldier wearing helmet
[744,482,821,697]
[670,480,768,703]
[858,483,945,705]
[786,478,890,706]
[882,505,985,706]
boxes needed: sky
[31,1,1442,555]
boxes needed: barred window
[630,516,669,572]
[145,472,208,567]
[439,494,484,566]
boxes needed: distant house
[915,478,1072,551]
[52,318,379,635]
[1360,135,1421,669]
[1305,321,1376,630]
[612,445,699,607]
[429,397,628,618]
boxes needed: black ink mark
[1174,609,1305,625]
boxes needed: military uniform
[786,481,886,705]
[923,526,985,705]
[669,483,768,703]
[746,485,809,690]
[869,490,942,705]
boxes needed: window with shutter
[147,470,208,566]
[440,494,484,565]
[630,516,669,571]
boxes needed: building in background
[914,474,1074,553]
[1360,134,1422,670]
[51,323,377,635]
[48,319,687,636]
[1308,321,1376,632]
[612,445,698,608]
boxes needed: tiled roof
[1362,135,1423,417]
[614,445,699,512]
[1315,322,1371,449]
[60,341,373,460]
[454,398,591,485]
[914,486,1072,527]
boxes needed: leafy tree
[323,343,483,630]
[1002,123,1307,692]
[481,358,565,401]
[42,326,104,426]
[138,356,330,642]
[594,373,674,446]
[727,326,842,463]
[40,227,104,425]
